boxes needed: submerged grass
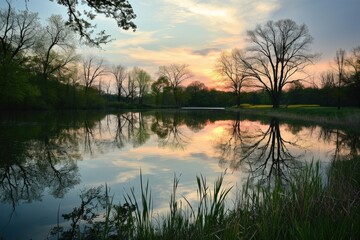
[52,157,360,240]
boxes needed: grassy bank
[51,156,360,240]
[231,105,360,129]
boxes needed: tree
[242,19,317,108]
[335,49,346,109]
[0,1,39,62]
[0,2,40,107]
[32,15,78,82]
[124,67,138,103]
[320,71,336,89]
[345,46,360,107]
[41,0,137,46]
[133,67,151,104]
[158,64,193,106]
[151,76,169,105]
[320,70,336,106]
[186,81,208,106]
[216,49,250,107]
[81,56,107,91]
[111,64,127,102]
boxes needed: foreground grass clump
[52,159,360,239]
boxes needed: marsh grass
[52,158,360,239]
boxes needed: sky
[5,0,360,89]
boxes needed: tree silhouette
[242,19,318,108]
[158,64,193,106]
[216,49,250,107]
[44,0,136,46]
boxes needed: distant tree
[151,76,169,105]
[286,81,305,104]
[186,81,207,93]
[320,71,336,89]
[346,46,360,75]
[320,70,336,106]
[345,46,360,107]
[216,49,250,107]
[38,0,137,46]
[158,64,193,106]
[111,64,127,102]
[241,19,317,108]
[335,49,346,109]
[133,67,151,104]
[81,56,107,92]
[125,67,138,103]
[186,81,208,106]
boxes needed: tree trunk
[117,89,121,102]
[272,93,281,108]
[236,93,241,108]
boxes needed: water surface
[0,110,359,239]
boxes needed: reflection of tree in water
[216,117,302,184]
[318,126,360,160]
[112,112,150,149]
[148,110,236,150]
[132,112,150,147]
[242,118,302,184]
[217,112,242,168]
[0,112,107,208]
[0,127,81,209]
[151,111,189,150]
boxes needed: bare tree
[81,56,107,91]
[158,64,193,106]
[32,15,78,81]
[346,46,360,74]
[241,19,318,108]
[111,64,127,101]
[345,46,360,107]
[103,79,111,95]
[335,49,346,109]
[320,71,336,89]
[124,67,138,103]
[216,49,250,107]
[0,1,39,62]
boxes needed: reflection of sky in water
[0,112,358,239]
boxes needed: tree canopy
[42,0,136,46]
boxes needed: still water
[0,110,359,239]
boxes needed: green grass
[52,157,360,239]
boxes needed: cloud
[113,46,222,88]
[158,0,280,35]
[192,48,221,56]
[110,31,159,48]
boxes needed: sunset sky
[7,0,360,89]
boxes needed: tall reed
[52,158,360,239]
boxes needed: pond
[0,110,359,239]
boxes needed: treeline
[0,3,107,110]
[1,3,359,110]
